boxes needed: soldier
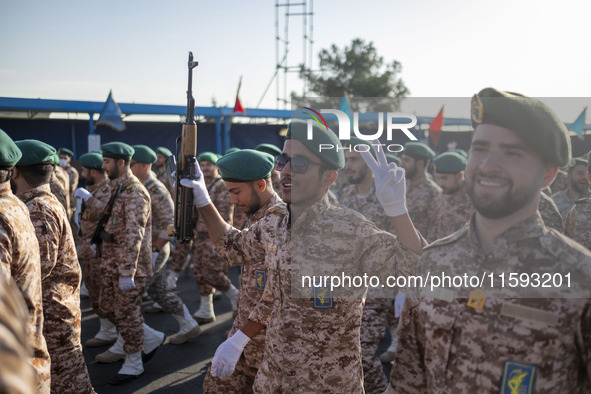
[91,142,164,385]
[154,146,175,197]
[130,145,201,344]
[202,149,282,393]
[58,147,79,221]
[256,143,283,198]
[389,88,591,392]
[74,151,118,347]
[0,130,51,394]
[538,191,564,232]
[191,152,238,323]
[552,157,590,217]
[564,151,591,250]
[550,167,569,194]
[339,137,393,393]
[51,156,71,216]
[432,151,473,240]
[182,120,422,392]
[12,140,94,393]
[399,141,443,242]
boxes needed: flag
[569,107,586,139]
[338,92,353,131]
[96,90,125,132]
[232,76,246,115]
[429,106,444,148]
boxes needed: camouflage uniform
[552,188,589,218]
[0,182,51,394]
[538,191,563,233]
[0,274,38,394]
[389,214,591,393]
[154,166,175,198]
[99,170,152,354]
[433,182,473,241]
[564,196,591,250]
[550,168,568,195]
[18,184,94,393]
[339,183,392,393]
[406,176,443,242]
[215,195,419,393]
[143,173,183,314]
[203,193,282,393]
[79,180,111,316]
[51,166,70,217]
[193,177,233,295]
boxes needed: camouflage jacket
[552,188,589,218]
[65,165,79,210]
[538,191,564,233]
[153,166,175,198]
[196,177,233,235]
[406,176,442,242]
[564,196,591,250]
[433,182,473,241]
[78,180,110,262]
[51,166,70,217]
[338,183,394,233]
[143,173,174,243]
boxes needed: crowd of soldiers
[1,86,590,393]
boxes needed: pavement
[81,265,393,393]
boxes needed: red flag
[429,106,444,148]
[232,76,246,115]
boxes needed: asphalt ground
[81,265,393,393]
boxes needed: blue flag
[569,107,586,139]
[96,91,125,132]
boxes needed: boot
[169,305,201,344]
[142,323,165,363]
[96,334,125,363]
[80,281,89,298]
[145,302,163,314]
[109,351,144,385]
[193,294,215,323]
[166,271,180,291]
[225,284,239,311]
[379,327,399,364]
[86,318,118,347]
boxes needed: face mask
[59,159,68,167]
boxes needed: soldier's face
[225,180,262,215]
[466,124,555,219]
[81,167,94,186]
[102,158,121,180]
[400,155,418,180]
[436,172,463,194]
[156,154,166,167]
[58,154,70,163]
[568,164,589,195]
[344,151,370,185]
[200,161,217,179]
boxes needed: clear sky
[1,0,590,119]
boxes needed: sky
[1,0,591,121]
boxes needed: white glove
[179,161,211,208]
[166,271,180,290]
[74,187,92,202]
[211,330,250,378]
[151,252,159,270]
[395,291,406,317]
[118,276,136,292]
[359,140,407,216]
[90,243,97,257]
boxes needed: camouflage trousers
[202,353,258,394]
[192,235,231,295]
[44,301,94,393]
[82,257,108,319]
[170,238,193,273]
[146,244,183,315]
[361,298,389,394]
[99,275,146,354]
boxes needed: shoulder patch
[101,186,108,192]
[126,184,134,192]
[151,186,158,193]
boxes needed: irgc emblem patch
[255,270,266,290]
[110,214,118,226]
[500,360,537,394]
[313,286,334,309]
[471,94,484,124]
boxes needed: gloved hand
[394,291,406,317]
[359,140,407,216]
[151,252,159,270]
[118,276,136,292]
[90,243,98,257]
[74,187,92,202]
[180,161,211,208]
[211,330,250,378]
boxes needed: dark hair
[90,167,106,175]
[0,168,13,183]
[18,163,54,187]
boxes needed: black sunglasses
[274,153,324,174]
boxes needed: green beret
[80,152,103,169]
[434,152,467,174]
[58,148,74,158]
[132,145,157,164]
[385,153,401,166]
[471,88,571,167]
[101,142,134,160]
[255,143,282,157]
[15,140,56,166]
[217,149,274,182]
[0,129,22,168]
[156,147,173,157]
[286,120,344,170]
[341,136,376,156]
[198,152,218,165]
[453,149,468,158]
[224,147,240,156]
[570,157,588,168]
[402,142,435,160]
[52,153,59,165]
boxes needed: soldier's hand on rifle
[180,161,211,208]
[118,276,136,292]
[74,187,92,202]
[360,139,407,217]
[211,330,250,378]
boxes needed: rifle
[169,52,199,242]
[91,182,121,257]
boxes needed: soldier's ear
[542,163,558,189]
